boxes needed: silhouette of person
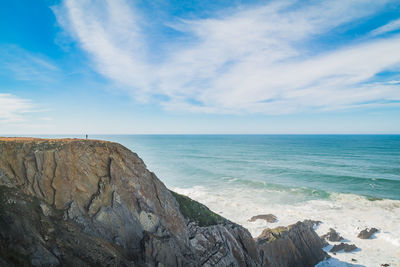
[86,134,88,139]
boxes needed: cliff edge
[0,138,328,266]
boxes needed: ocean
[48,134,400,266]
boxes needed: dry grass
[0,137,109,143]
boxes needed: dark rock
[188,222,259,267]
[357,227,378,239]
[381,264,390,266]
[302,219,322,229]
[248,214,277,223]
[175,191,260,266]
[256,221,329,267]
[321,228,344,242]
[351,258,357,262]
[330,243,358,253]
[0,186,133,266]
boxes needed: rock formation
[256,222,328,266]
[321,228,344,242]
[0,138,328,266]
[330,243,358,253]
[248,214,277,223]
[357,227,378,239]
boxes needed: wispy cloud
[0,45,59,82]
[370,18,400,36]
[54,0,400,114]
[0,93,35,123]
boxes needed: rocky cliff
[0,138,328,266]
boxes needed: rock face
[0,138,192,266]
[256,222,329,267]
[0,186,133,266]
[0,138,328,266]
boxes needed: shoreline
[173,185,400,266]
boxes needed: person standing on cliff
[86,134,88,139]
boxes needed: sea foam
[173,185,400,266]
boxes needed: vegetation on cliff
[170,190,226,227]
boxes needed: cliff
[0,138,328,266]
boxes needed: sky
[1,0,400,134]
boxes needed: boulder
[256,221,329,267]
[248,214,277,223]
[330,243,358,253]
[357,227,378,239]
[321,228,344,242]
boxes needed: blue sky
[1,0,400,134]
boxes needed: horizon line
[2,133,400,136]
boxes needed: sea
[46,134,400,266]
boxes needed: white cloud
[54,0,400,114]
[53,0,151,100]
[370,18,400,36]
[0,94,35,123]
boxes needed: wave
[223,177,332,200]
[220,173,400,201]
[222,175,400,203]
[172,184,400,266]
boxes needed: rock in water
[330,243,358,253]
[248,214,277,223]
[0,138,329,266]
[321,228,344,242]
[357,227,378,239]
[256,221,329,267]
[302,219,322,229]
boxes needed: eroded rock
[256,221,329,267]
[248,214,277,223]
[188,222,259,267]
[321,228,344,242]
[0,186,133,266]
[330,243,358,253]
[302,220,322,229]
[357,227,378,239]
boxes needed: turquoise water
[88,135,400,201]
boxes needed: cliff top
[0,137,110,143]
